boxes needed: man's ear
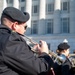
[63,50,66,53]
[11,22,18,30]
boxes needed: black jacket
[61,57,75,75]
[0,25,53,75]
[53,54,75,75]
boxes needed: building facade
[0,0,75,53]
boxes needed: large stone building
[0,0,75,53]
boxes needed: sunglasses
[24,25,27,30]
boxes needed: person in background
[53,42,75,75]
[73,50,75,54]
[0,7,53,75]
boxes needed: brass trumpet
[21,34,75,65]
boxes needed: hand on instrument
[33,40,49,54]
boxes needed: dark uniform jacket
[61,57,75,75]
[0,25,53,75]
[54,54,75,75]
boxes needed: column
[13,0,19,9]
[3,0,7,9]
[70,0,75,33]
[25,0,32,35]
[54,0,61,34]
[0,0,7,19]
[38,0,46,35]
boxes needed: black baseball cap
[57,43,70,51]
[1,7,30,23]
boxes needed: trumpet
[21,34,38,52]
[21,34,75,65]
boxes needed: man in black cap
[0,7,53,75]
[54,43,74,75]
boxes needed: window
[31,21,38,34]
[32,5,39,16]
[32,0,38,1]
[61,18,70,33]
[34,5,38,13]
[7,0,13,4]
[46,19,53,34]
[7,0,8,3]
[46,3,54,14]
[21,6,25,12]
[61,2,69,12]
[21,0,25,2]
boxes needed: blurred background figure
[53,42,75,75]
